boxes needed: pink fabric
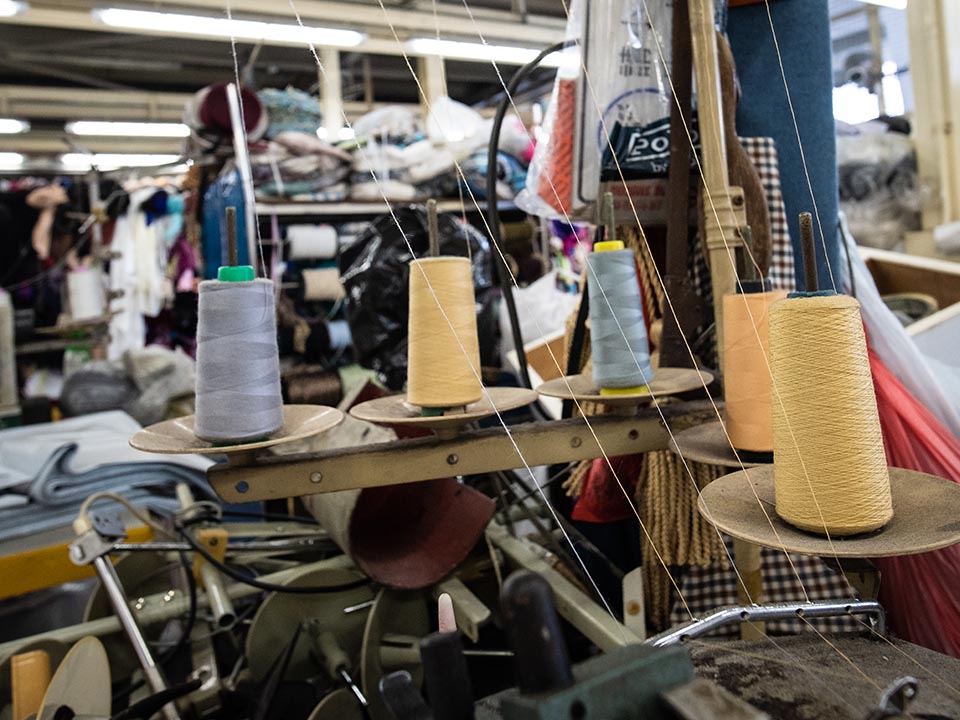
[870,347,960,657]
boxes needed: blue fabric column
[727,0,841,290]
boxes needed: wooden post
[418,54,447,118]
[320,47,342,140]
[690,0,760,637]
[689,0,741,365]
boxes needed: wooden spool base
[536,368,714,408]
[669,420,764,469]
[129,404,343,455]
[349,387,537,435]
[698,465,960,558]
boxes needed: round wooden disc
[698,465,960,557]
[37,637,110,720]
[245,565,373,682]
[669,421,763,469]
[361,589,430,720]
[307,688,366,720]
[536,368,714,407]
[349,387,537,431]
[129,404,343,455]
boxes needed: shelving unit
[255,199,519,218]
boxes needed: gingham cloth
[670,539,861,637]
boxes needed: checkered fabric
[741,136,797,291]
[670,539,861,637]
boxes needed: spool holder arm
[206,408,678,504]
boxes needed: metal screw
[447,453,459,465]
[733,194,744,207]
[629,429,639,440]
[236,481,249,494]
[310,472,323,483]
[209,538,218,546]
[570,436,582,448]
[626,601,641,616]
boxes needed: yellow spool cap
[594,240,625,252]
[407,256,483,408]
[599,385,649,397]
[769,293,892,536]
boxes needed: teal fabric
[727,0,841,291]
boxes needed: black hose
[176,525,369,595]
[486,40,575,390]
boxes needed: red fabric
[869,347,960,657]
[571,454,644,523]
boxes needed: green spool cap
[218,265,255,282]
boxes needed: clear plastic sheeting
[841,216,960,440]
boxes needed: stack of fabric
[349,100,534,203]
[0,411,214,543]
[251,131,353,201]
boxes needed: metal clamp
[865,676,919,720]
[648,601,887,647]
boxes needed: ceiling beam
[1,3,564,58]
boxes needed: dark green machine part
[499,570,695,720]
[499,643,695,720]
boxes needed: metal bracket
[208,411,676,504]
[69,528,122,566]
[648,600,887,647]
[866,676,919,720]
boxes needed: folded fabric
[22,443,214,508]
[350,179,419,203]
[258,87,323,138]
[273,131,353,162]
[0,442,216,543]
[0,411,211,491]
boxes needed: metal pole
[199,562,236,629]
[225,82,258,274]
[92,556,180,720]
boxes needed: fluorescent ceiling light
[66,120,189,138]
[406,37,564,68]
[0,118,30,134]
[0,152,24,169]
[93,8,365,47]
[0,1,27,18]
[61,153,181,171]
[859,0,907,9]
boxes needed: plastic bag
[339,206,494,390]
[514,0,585,219]
[841,215,960,439]
[516,0,675,219]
